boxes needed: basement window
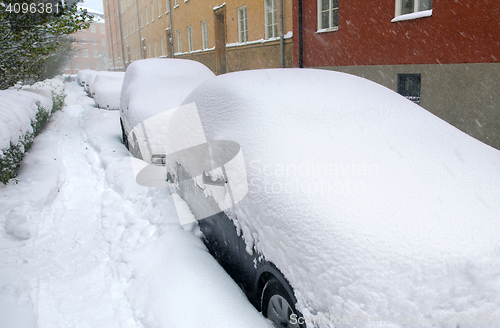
[398,74,421,103]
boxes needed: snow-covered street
[0,82,271,328]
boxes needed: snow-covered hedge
[0,77,66,184]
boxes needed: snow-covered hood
[180,69,500,327]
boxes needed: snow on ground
[0,81,271,328]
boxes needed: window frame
[151,1,155,21]
[158,0,162,17]
[176,30,182,53]
[394,0,433,17]
[238,6,248,43]
[100,26,105,34]
[264,0,278,39]
[93,50,99,58]
[201,20,208,49]
[83,49,88,57]
[187,26,193,52]
[317,0,339,32]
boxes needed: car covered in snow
[119,58,215,164]
[84,70,99,98]
[77,69,93,87]
[93,72,125,110]
[164,69,500,327]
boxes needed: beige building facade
[104,0,293,73]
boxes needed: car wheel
[261,278,304,328]
[121,122,129,150]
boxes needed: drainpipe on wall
[279,0,284,68]
[169,0,175,58]
[136,0,142,59]
[106,0,116,70]
[298,0,303,68]
[117,0,128,70]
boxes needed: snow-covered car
[120,58,215,164]
[93,72,125,110]
[84,71,99,98]
[165,69,500,328]
[77,69,93,87]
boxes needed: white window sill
[174,5,179,8]
[316,27,339,34]
[392,9,432,22]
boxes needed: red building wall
[293,0,500,67]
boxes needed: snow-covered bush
[0,79,66,184]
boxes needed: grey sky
[78,0,103,14]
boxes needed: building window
[238,6,248,43]
[201,20,208,49]
[64,64,69,70]
[82,37,86,44]
[187,26,193,52]
[103,50,107,57]
[94,63,99,70]
[74,63,79,70]
[100,26,105,34]
[398,74,421,103]
[83,49,88,57]
[318,0,338,31]
[146,7,149,24]
[154,39,158,57]
[90,25,95,33]
[141,10,144,27]
[265,0,278,39]
[158,0,162,16]
[174,0,178,8]
[161,36,165,55]
[151,1,154,21]
[85,63,89,69]
[92,38,96,45]
[396,0,432,16]
[102,39,106,46]
[93,50,99,58]
[165,0,170,13]
[148,41,151,57]
[176,30,181,52]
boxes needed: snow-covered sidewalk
[0,82,271,328]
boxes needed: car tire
[261,278,304,328]
[121,121,129,150]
